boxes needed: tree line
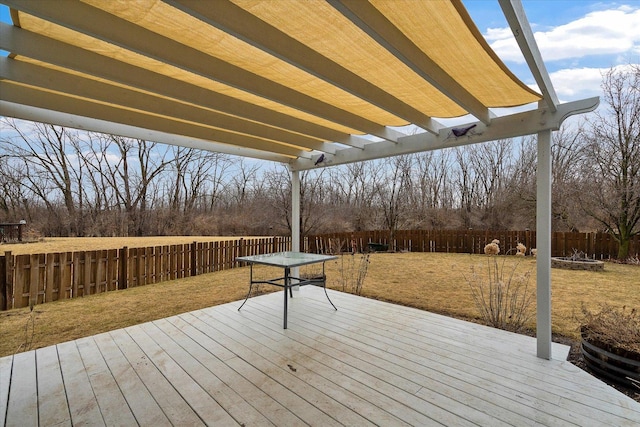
[1,66,638,258]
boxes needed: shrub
[334,252,370,295]
[327,238,371,295]
[464,256,534,333]
[580,304,640,354]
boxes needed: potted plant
[579,304,640,388]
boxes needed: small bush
[580,304,640,354]
[327,238,371,295]
[335,253,370,295]
[464,255,534,333]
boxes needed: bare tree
[0,120,88,235]
[468,139,515,229]
[329,161,379,231]
[579,65,640,258]
[409,150,455,228]
[453,146,479,228]
[88,135,172,236]
[375,155,412,246]
[262,166,331,237]
[230,159,261,206]
[550,126,588,231]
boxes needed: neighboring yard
[1,239,638,359]
[0,236,259,255]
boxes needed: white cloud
[548,64,637,101]
[489,6,640,64]
[549,68,604,99]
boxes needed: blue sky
[1,1,639,106]
[463,0,640,103]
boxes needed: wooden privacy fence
[2,231,636,311]
[308,229,639,259]
[0,236,291,311]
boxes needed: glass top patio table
[236,251,338,328]
[236,251,337,268]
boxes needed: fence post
[1,251,11,310]
[29,254,40,308]
[119,246,128,290]
[191,241,197,276]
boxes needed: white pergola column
[291,170,301,252]
[536,129,553,359]
[291,170,301,288]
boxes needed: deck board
[56,340,104,426]
[35,346,70,427]
[232,304,536,426]
[124,323,238,425]
[241,297,557,426]
[2,287,639,426]
[107,328,206,426]
[5,351,37,427]
[92,332,171,426]
[0,356,13,426]
[75,336,139,426]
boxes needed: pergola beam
[0,58,335,154]
[0,101,291,163]
[290,97,599,170]
[0,22,370,150]
[499,0,559,111]
[0,82,311,159]
[166,0,442,135]
[4,0,401,143]
[329,0,493,125]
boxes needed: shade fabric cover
[1,0,542,163]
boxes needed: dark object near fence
[0,223,25,243]
[367,242,389,252]
[581,328,640,388]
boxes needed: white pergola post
[536,129,553,359]
[291,170,301,288]
[291,170,301,252]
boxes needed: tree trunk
[617,236,630,259]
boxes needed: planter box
[581,330,640,387]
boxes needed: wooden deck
[1,287,639,426]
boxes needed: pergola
[0,0,599,359]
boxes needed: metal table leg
[237,264,254,311]
[284,266,289,329]
[322,261,337,310]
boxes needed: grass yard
[0,236,260,255]
[325,253,639,340]
[1,248,638,358]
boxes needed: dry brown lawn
[0,236,260,255]
[1,241,638,358]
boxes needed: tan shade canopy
[0,0,592,169]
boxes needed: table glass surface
[237,251,337,268]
